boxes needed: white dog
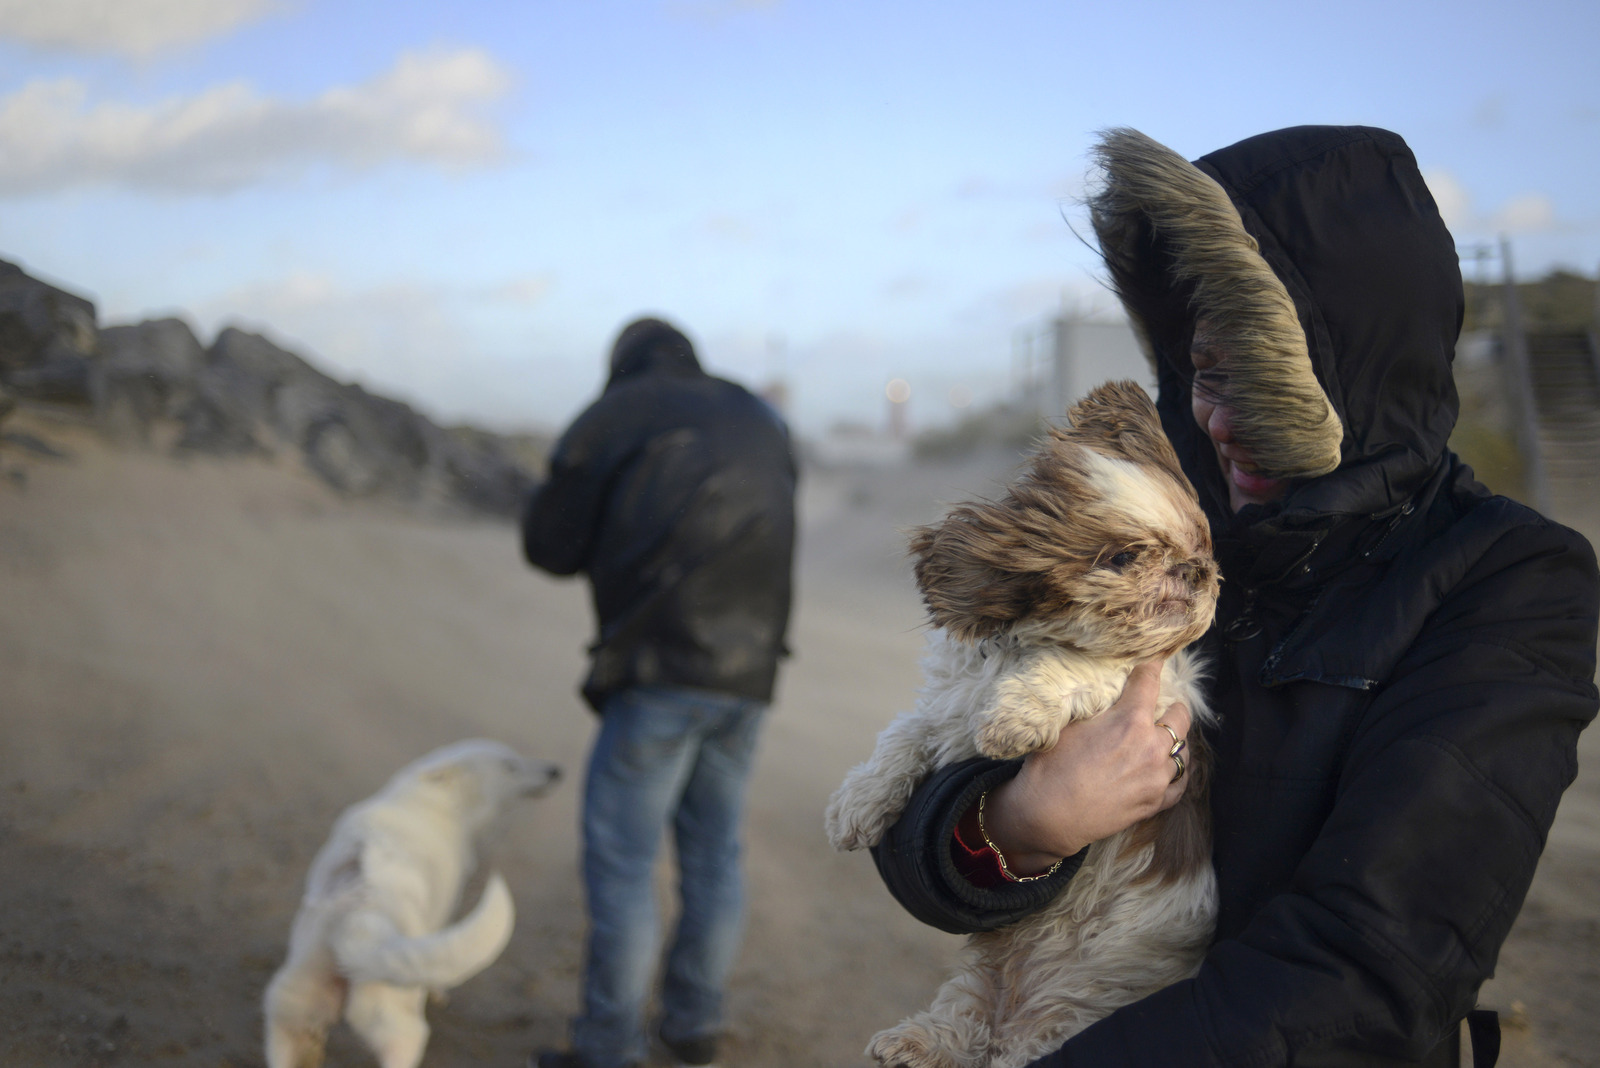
[826,382,1221,1068]
[263,738,561,1068]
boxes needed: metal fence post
[1498,237,1552,514]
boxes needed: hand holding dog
[980,660,1191,872]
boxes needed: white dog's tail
[336,871,517,989]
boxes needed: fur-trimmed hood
[1089,126,1463,526]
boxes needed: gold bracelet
[977,789,1065,883]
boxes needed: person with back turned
[523,317,797,1068]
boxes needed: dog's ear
[1061,380,1190,492]
[909,503,1048,641]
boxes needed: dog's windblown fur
[263,739,561,1068]
[825,382,1221,1068]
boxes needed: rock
[0,260,541,516]
[0,260,98,404]
[205,326,336,431]
[4,356,93,404]
[98,318,205,382]
[93,318,207,442]
[171,327,329,457]
[173,383,264,456]
[296,384,432,499]
[428,426,537,517]
[302,416,386,495]
[1,431,72,460]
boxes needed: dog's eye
[1108,550,1139,571]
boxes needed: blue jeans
[572,685,767,1068]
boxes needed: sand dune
[1,409,1596,1067]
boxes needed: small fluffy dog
[264,739,561,1068]
[826,381,1221,1068]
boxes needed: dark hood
[606,317,704,389]
[1090,126,1464,529]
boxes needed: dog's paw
[867,1025,958,1068]
[974,707,1062,759]
[823,796,888,852]
[972,680,1069,759]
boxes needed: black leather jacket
[522,327,796,711]
[872,127,1600,1066]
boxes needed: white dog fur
[826,382,1221,1068]
[263,738,560,1068]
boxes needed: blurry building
[1015,314,1154,422]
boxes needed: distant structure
[1014,313,1153,422]
[811,418,912,468]
[1460,241,1600,528]
[886,377,911,439]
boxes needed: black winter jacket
[873,127,1599,1066]
[522,324,797,711]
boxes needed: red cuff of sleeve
[951,799,1008,888]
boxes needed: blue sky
[1,0,1596,435]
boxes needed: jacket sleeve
[521,401,620,576]
[1034,519,1600,1066]
[871,758,1087,934]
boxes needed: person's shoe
[656,1029,719,1067]
[530,1051,640,1068]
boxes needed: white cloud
[0,47,512,195]
[1491,193,1556,233]
[1426,169,1472,232]
[485,276,554,305]
[1424,168,1561,237]
[0,0,279,57]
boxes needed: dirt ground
[2,407,1597,1067]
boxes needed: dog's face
[910,381,1218,659]
[400,739,562,830]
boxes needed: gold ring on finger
[1170,750,1187,784]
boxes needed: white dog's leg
[262,953,345,1068]
[973,650,1122,759]
[825,710,940,851]
[345,983,430,1068]
[866,959,1000,1068]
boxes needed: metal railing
[1497,237,1553,515]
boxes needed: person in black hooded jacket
[869,127,1599,1067]
[523,318,796,1068]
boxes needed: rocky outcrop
[0,260,98,404]
[0,258,543,516]
[94,318,207,442]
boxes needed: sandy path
[1,412,1595,1067]
[0,411,978,1067]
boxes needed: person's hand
[976,660,1191,874]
